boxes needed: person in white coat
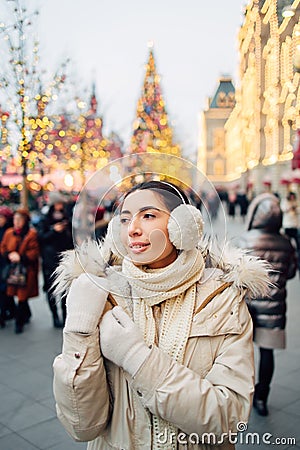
[53,180,270,450]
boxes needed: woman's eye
[120,217,130,224]
[143,213,156,219]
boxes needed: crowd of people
[0,193,74,333]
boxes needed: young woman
[53,181,270,450]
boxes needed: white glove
[100,306,151,377]
[64,273,109,333]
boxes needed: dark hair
[287,191,296,200]
[122,180,189,212]
[14,208,30,222]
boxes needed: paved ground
[0,214,299,449]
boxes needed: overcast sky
[28,1,246,161]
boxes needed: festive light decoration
[125,46,187,187]
[225,1,262,179]
[30,87,123,190]
[0,0,68,206]
[225,0,300,189]
[0,106,11,174]
[0,2,122,198]
[129,46,180,157]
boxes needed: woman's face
[0,215,7,227]
[13,213,26,230]
[120,189,177,269]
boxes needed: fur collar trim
[53,238,271,299]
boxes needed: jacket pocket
[184,335,216,377]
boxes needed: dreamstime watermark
[157,422,297,446]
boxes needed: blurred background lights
[64,173,74,187]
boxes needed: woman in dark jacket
[1,209,40,334]
[237,193,297,416]
[37,198,73,328]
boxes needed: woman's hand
[64,273,109,333]
[100,306,151,377]
[8,251,20,263]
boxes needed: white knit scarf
[117,249,205,449]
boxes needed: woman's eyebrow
[120,206,161,215]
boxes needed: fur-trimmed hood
[53,237,271,300]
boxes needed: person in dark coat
[227,190,237,219]
[1,209,40,334]
[94,206,109,240]
[236,191,249,221]
[37,195,73,328]
[237,193,297,416]
[0,206,15,328]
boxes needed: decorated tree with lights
[37,85,123,191]
[0,105,11,174]
[130,45,180,157]
[0,0,67,207]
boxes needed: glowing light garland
[226,0,300,181]
[129,48,180,157]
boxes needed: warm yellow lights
[294,44,300,71]
[224,0,300,187]
[262,155,278,166]
[247,159,259,169]
[278,151,294,161]
[282,5,296,18]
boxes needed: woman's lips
[128,242,150,254]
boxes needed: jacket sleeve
[0,230,10,259]
[130,299,254,439]
[21,231,39,264]
[53,330,111,442]
[287,241,297,279]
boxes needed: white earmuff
[167,204,204,251]
[158,181,204,251]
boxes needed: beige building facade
[199,0,300,195]
[198,77,235,183]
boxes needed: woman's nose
[128,216,142,236]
